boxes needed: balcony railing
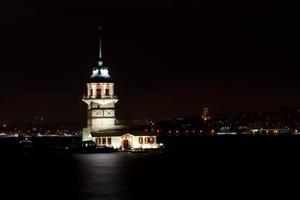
[83,95,118,99]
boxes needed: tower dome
[90,67,112,83]
[89,26,112,83]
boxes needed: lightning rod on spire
[98,26,103,67]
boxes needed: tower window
[108,137,111,145]
[105,89,109,96]
[90,89,93,96]
[96,89,101,97]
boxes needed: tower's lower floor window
[102,137,106,145]
[95,138,101,145]
[108,137,111,145]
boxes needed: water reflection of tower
[202,106,210,122]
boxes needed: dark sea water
[1,136,300,200]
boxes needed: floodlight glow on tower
[82,25,118,141]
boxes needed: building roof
[91,126,157,137]
[91,132,157,137]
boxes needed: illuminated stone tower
[82,27,118,141]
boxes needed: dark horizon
[1,1,299,124]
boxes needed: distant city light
[217,132,237,135]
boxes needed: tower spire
[98,26,103,67]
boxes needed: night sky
[0,0,299,124]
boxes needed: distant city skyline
[0,1,299,123]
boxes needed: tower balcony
[83,95,118,99]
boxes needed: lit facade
[82,29,158,150]
[92,132,159,150]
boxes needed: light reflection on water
[2,145,298,200]
[75,153,129,200]
[1,150,165,200]
[74,152,163,200]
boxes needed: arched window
[102,137,106,145]
[138,137,143,144]
[96,89,101,97]
[149,137,154,144]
